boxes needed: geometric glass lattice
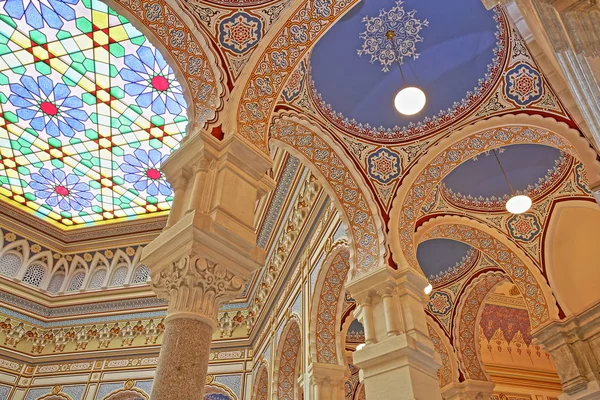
[0,252,20,277]
[109,265,127,287]
[66,270,85,291]
[87,268,106,289]
[131,264,149,284]
[0,0,188,228]
[47,272,65,293]
[22,262,46,286]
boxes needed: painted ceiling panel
[443,144,563,198]
[310,0,498,132]
[417,238,472,279]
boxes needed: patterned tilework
[0,385,9,399]
[457,272,507,381]
[428,324,452,388]
[214,375,242,398]
[62,385,86,400]
[271,116,381,275]
[96,383,124,400]
[254,364,269,400]
[419,222,549,328]
[507,213,541,242]
[236,0,357,151]
[276,318,301,400]
[219,12,263,55]
[315,249,350,364]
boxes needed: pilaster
[347,266,443,400]
[533,300,600,400]
[307,362,349,400]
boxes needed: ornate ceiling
[0,0,598,381]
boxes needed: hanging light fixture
[492,149,532,214]
[387,30,426,115]
[424,283,433,295]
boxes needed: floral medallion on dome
[367,148,401,184]
[427,291,452,316]
[507,213,541,242]
[282,60,306,103]
[505,63,542,106]
[219,12,262,55]
[357,0,428,72]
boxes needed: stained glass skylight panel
[0,0,188,227]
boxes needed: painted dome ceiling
[309,0,502,141]
[417,238,475,281]
[0,0,187,228]
[443,144,564,201]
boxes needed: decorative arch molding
[253,362,270,400]
[274,316,302,400]
[389,113,600,273]
[415,215,557,328]
[269,112,385,278]
[427,317,459,390]
[106,0,226,127]
[310,243,351,365]
[102,388,149,400]
[453,271,509,381]
[224,0,359,152]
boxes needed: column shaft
[152,318,213,400]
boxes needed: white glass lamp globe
[505,195,532,214]
[394,86,426,115]
[424,283,433,295]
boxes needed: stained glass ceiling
[0,0,188,228]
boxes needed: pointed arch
[389,114,600,274]
[274,316,302,400]
[453,271,509,381]
[415,215,557,328]
[270,112,385,278]
[310,243,351,365]
[253,362,270,400]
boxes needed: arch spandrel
[270,112,386,277]
[389,113,600,273]
[224,0,360,153]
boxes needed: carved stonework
[152,256,245,323]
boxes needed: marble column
[441,380,495,400]
[307,362,349,400]
[347,266,443,400]
[142,131,274,400]
[533,300,600,400]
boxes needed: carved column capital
[151,255,245,329]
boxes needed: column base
[441,380,495,400]
[558,380,600,400]
[151,317,213,400]
[354,334,442,400]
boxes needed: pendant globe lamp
[387,30,426,116]
[492,149,532,214]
